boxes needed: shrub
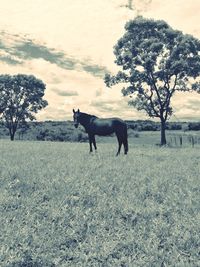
[188,122,200,131]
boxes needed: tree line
[1,120,199,142]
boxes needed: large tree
[105,16,200,145]
[0,74,48,140]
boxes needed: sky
[0,0,200,121]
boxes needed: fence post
[179,136,182,147]
[170,137,173,147]
[191,136,194,147]
[174,136,177,146]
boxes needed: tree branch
[149,71,163,111]
[163,74,178,120]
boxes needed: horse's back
[94,117,126,127]
[91,117,127,136]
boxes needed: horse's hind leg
[122,125,128,155]
[123,139,128,155]
[123,134,128,155]
[116,134,122,156]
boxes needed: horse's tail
[123,124,128,154]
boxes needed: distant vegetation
[0,120,199,143]
[0,121,87,142]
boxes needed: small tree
[0,74,48,140]
[105,16,200,145]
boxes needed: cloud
[91,99,117,106]
[170,92,200,121]
[118,0,153,13]
[91,99,117,112]
[90,90,141,119]
[14,40,76,70]
[38,106,68,121]
[82,62,110,78]
[95,88,103,97]
[0,55,22,65]
[186,99,200,110]
[52,87,78,97]
[0,34,22,65]
[0,32,109,78]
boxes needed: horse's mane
[80,112,98,119]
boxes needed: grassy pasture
[0,139,200,266]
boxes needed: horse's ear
[77,109,80,113]
[73,109,75,113]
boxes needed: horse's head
[73,109,80,128]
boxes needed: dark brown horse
[73,109,128,156]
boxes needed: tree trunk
[160,119,167,145]
[10,132,15,141]
[9,127,16,141]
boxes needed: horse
[73,109,128,156]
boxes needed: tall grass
[0,140,199,266]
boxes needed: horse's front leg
[92,135,97,151]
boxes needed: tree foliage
[0,74,48,140]
[105,16,200,144]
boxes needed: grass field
[0,139,200,266]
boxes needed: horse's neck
[80,113,94,128]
